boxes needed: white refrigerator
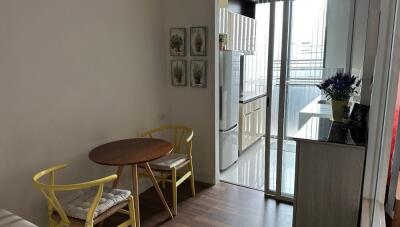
[219,51,241,171]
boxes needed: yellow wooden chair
[141,125,195,216]
[33,164,136,227]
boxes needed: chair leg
[189,161,196,196]
[128,196,136,227]
[47,218,54,227]
[172,168,177,216]
[161,172,165,190]
[47,214,57,227]
[47,204,54,227]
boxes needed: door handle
[219,87,222,120]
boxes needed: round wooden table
[89,138,174,227]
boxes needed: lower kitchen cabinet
[239,96,266,153]
[293,117,367,227]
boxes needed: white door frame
[364,0,398,204]
[385,0,400,216]
[264,0,276,197]
[264,0,294,202]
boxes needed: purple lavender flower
[316,72,361,101]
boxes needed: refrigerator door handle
[219,86,223,120]
[219,52,224,86]
[221,124,238,133]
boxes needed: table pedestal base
[131,165,140,227]
[114,164,173,227]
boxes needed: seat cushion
[51,201,129,226]
[59,187,130,221]
[0,209,37,227]
[149,153,188,170]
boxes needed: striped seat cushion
[149,153,188,170]
[59,187,130,220]
[0,209,37,227]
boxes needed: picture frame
[171,60,187,86]
[350,103,369,127]
[170,28,186,56]
[190,26,207,56]
[190,60,207,88]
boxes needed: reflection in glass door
[254,0,284,195]
[283,0,328,197]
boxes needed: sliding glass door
[264,0,293,201]
[264,0,356,201]
[264,0,289,200]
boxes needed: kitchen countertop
[239,92,267,103]
[293,117,367,147]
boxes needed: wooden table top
[89,138,173,166]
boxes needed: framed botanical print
[190,27,207,56]
[170,28,186,56]
[171,60,187,86]
[190,60,207,88]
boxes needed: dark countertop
[293,117,367,147]
[239,92,267,104]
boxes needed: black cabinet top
[293,117,367,147]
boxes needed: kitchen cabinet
[293,117,367,227]
[219,8,256,53]
[239,96,266,153]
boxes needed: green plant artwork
[190,27,207,56]
[194,32,203,53]
[171,60,186,86]
[191,60,206,88]
[173,62,183,83]
[170,28,185,56]
[193,63,203,84]
[171,34,183,53]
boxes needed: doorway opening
[217,0,360,201]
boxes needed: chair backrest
[32,164,117,226]
[141,125,194,157]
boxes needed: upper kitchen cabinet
[219,8,256,54]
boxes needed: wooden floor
[103,182,293,227]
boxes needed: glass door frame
[264,0,357,203]
[264,0,294,203]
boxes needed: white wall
[325,0,353,71]
[0,0,167,225]
[162,0,217,184]
[351,0,369,77]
